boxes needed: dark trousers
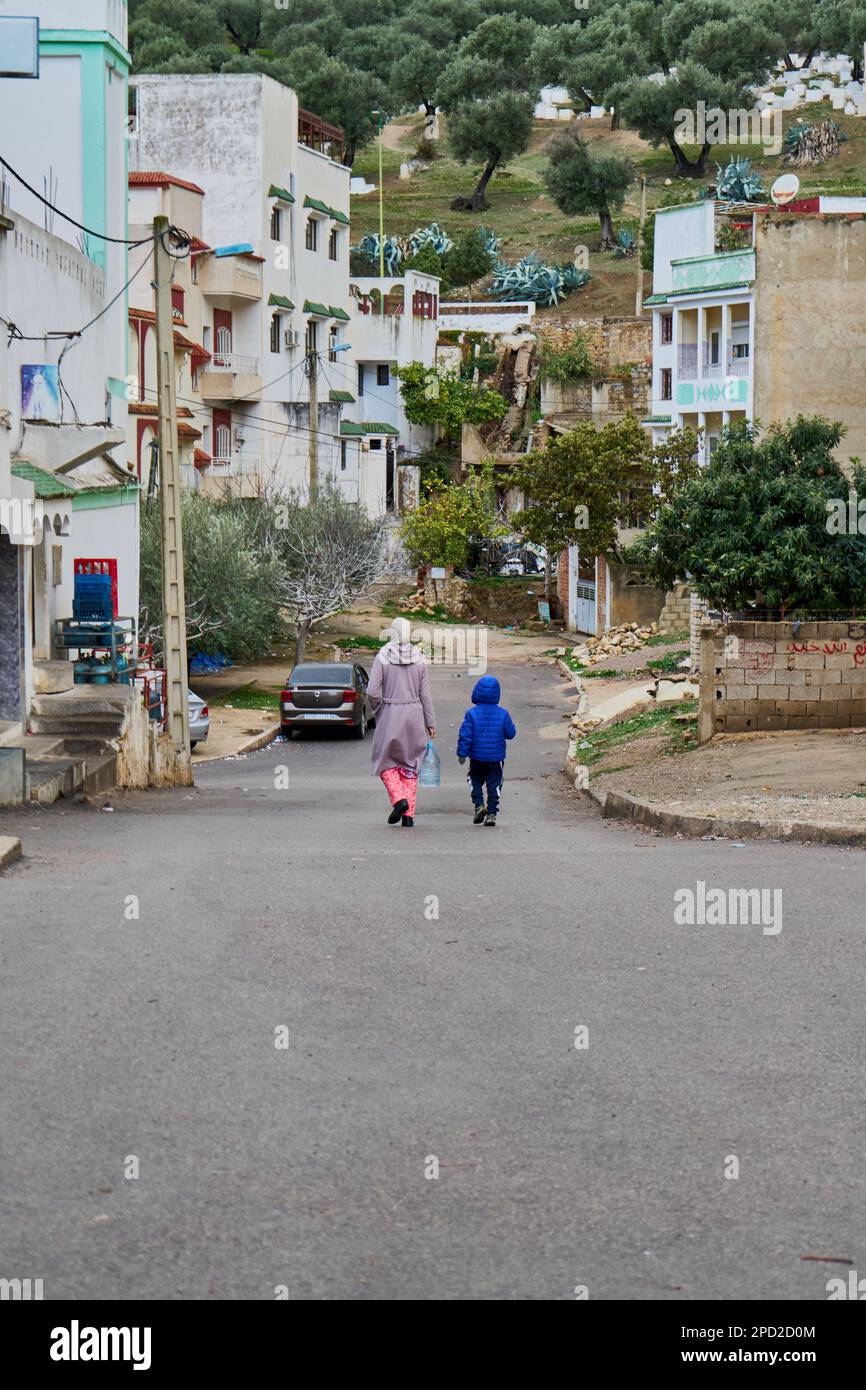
[468,759,504,814]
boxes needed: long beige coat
[368,647,436,777]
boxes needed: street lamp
[372,108,385,283]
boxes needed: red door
[213,408,232,463]
[213,309,233,365]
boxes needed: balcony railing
[677,343,697,380]
[206,353,259,374]
[209,454,259,473]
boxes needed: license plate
[302,712,341,720]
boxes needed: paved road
[1,656,865,1301]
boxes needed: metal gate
[569,546,597,634]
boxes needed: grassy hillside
[350,106,866,320]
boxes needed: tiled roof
[340,421,399,437]
[303,196,331,216]
[11,462,76,497]
[329,390,355,403]
[268,292,295,310]
[329,305,350,321]
[303,300,330,317]
[128,171,205,196]
[268,183,295,204]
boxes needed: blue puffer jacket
[456,676,517,762]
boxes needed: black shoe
[473,805,486,824]
[484,813,497,827]
[401,815,414,827]
[388,798,409,825]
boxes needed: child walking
[456,675,516,827]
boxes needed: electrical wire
[1,245,155,343]
[0,152,151,246]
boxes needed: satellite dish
[770,174,800,205]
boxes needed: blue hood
[472,675,500,705]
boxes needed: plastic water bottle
[419,740,441,787]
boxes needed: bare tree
[270,483,391,663]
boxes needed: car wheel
[281,725,295,740]
[351,711,367,739]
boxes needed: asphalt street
[1,655,865,1300]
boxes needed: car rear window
[289,664,353,685]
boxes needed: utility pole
[153,215,192,779]
[635,174,647,316]
[307,347,319,501]
[373,108,385,290]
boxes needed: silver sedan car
[188,689,210,748]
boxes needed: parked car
[188,689,209,748]
[280,662,373,739]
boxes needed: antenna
[770,174,800,206]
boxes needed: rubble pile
[570,622,665,666]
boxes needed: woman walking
[368,618,436,828]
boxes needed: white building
[0,0,135,742]
[129,73,355,498]
[643,199,754,460]
[337,270,440,514]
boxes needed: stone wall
[659,582,691,632]
[536,315,652,370]
[702,620,866,737]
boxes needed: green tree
[139,492,282,663]
[631,418,866,615]
[396,362,506,446]
[403,241,448,285]
[400,466,506,569]
[507,419,700,600]
[544,130,633,250]
[437,14,540,210]
[442,228,493,294]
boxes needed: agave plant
[406,222,454,258]
[715,157,764,203]
[490,252,589,306]
[612,228,636,258]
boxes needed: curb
[195,722,281,764]
[566,766,866,848]
[0,835,22,871]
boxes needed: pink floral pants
[381,766,418,815]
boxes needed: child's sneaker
[473,805,486,824]
[484,813,497,827]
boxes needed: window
[270,313,281,354]
[660,367,672,400]
[270,205,282,241]
[328,325,339,362]
[171,286,185,321]
[369,438,382,450]
[357,364,365,397]
[305,216,318,251]
[660,313,673,344]
[733,341,750,359]
[376,364,390,387]
[340,440,347,472]
[710,330,721,366]
[191,257,198,284]
[329,227,338,261]
[214,410,231,461]
[305,318,318,355]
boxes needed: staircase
[9,663,122,805]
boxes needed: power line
[0,152,152,246]
[1,246,155,344]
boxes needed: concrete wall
[753,215,866,466]
[652,202,714,296]
[704,620,866,735]
[608,563,668,628]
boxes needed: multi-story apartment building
[128,73,354,498]
[341,271,440,514]
[0,0,135,748]
[644,195,866,465]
